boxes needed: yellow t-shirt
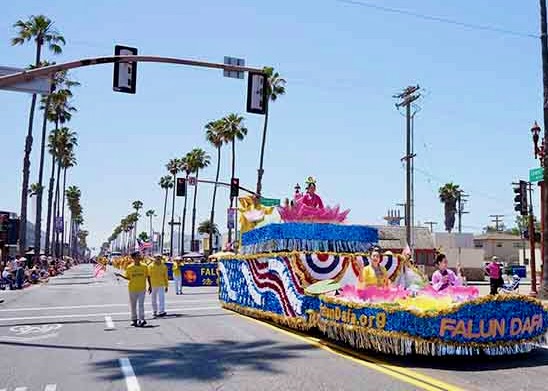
[125,264,149,293]
[148,263,168,288]
[358,264,388,289]
[172,261,182,277]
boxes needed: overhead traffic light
[176,178,187,197]
[113,45,138,94]
[513,180,528,216]
[230,178,240,198]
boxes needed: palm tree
[60,151,76,256]
[11,15,65,253]
[166,158,182,257]
[51,127,77,256]
[438,183,461,233]
[35,70,79,255]
[132,200,143,250]
[198,219,219,236]
[159,175,174,254]
[222,113,247,244]
[65,185,81,257]
[205,119,224,255]
[256,66,286,196]
[145,209,155,251]
[186,148,211,251]
[180,155,193,255]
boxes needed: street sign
[529,167,544,182]
[247,71,267,115]
[113,45,138,94]
[260,197,281,207]
[223,56,245,79]
[0,66,51,95]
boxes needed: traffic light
[230,178,240,198]
[113,45,138,94]
[176,178,187,197]
[513,180,528,216]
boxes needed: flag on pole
[137,239,153,252]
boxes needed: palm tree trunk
[228,140,236,244]
[161,188,169,255]
[181,173,189,255]
[169,174,177,257]
[18,41,43,254]
[53,160,62,257]
[61,167,68,256]
[209,146,221,255]
[34,93,52,255]
[191,170,200,252]
[256,103,270,196]
[44,154,56,256]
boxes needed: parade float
[218,177,548,356]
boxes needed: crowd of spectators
[0,255,78,290]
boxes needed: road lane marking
[119,357,140,391]
[10,324,62,335]
[44,385,57,391]
[0,299,218,312]
[231,310,464,391]
[14,387,28,391]
[0,306,221,322]
[105,316,116,330]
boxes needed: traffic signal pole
[0,55,265,88]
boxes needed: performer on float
[358,251,389,289]
[296,177,324,209]
[431,253,461,291]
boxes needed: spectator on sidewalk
[115,252,149,327]
[15,257,26,289]
[148,255,168,317]
[485,256,502,295]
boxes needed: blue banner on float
[179,263,218,287]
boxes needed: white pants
[173,275,182,293]
[151,287,166,314]
[129,291,145,321]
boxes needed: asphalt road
[0,264,546,391]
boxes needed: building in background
[375,225,436,266]
[434,232,484,268]
[473,233,524,264]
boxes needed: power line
[334,0,539,39]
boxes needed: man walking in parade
[148,254,168,317]
[115,251,149,327]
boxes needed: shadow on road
[0,338,314,381]
[93,339,314,382]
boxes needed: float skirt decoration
[240,223,378,255]
[218,255,548,356]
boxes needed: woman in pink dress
[298,177,324,209]
[431,253,461,291]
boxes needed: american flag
[137,239,153,252]
[94,263,106,278]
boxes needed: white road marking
[10,324,62,335]
[0,299,218,312]
[0,333,59,342]
[105,315,116,330]
[14,387,28,391]
[119,357,140,391]
[0,306,221,322]
[44,385,57,391]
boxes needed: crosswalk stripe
[45,385,57,391]
[14,387,27,391]
[119,357,140,391]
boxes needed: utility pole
[424,221,438,233]
[527,182,538,294]
[539,0,548,298]
[457,191,469,233]
[394,85,421,254]
[489,214,505,232]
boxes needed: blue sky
[0,0,544,251]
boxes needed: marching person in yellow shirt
[148,254,169,317]
[172,256,183,295]
[115,252,149,327]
